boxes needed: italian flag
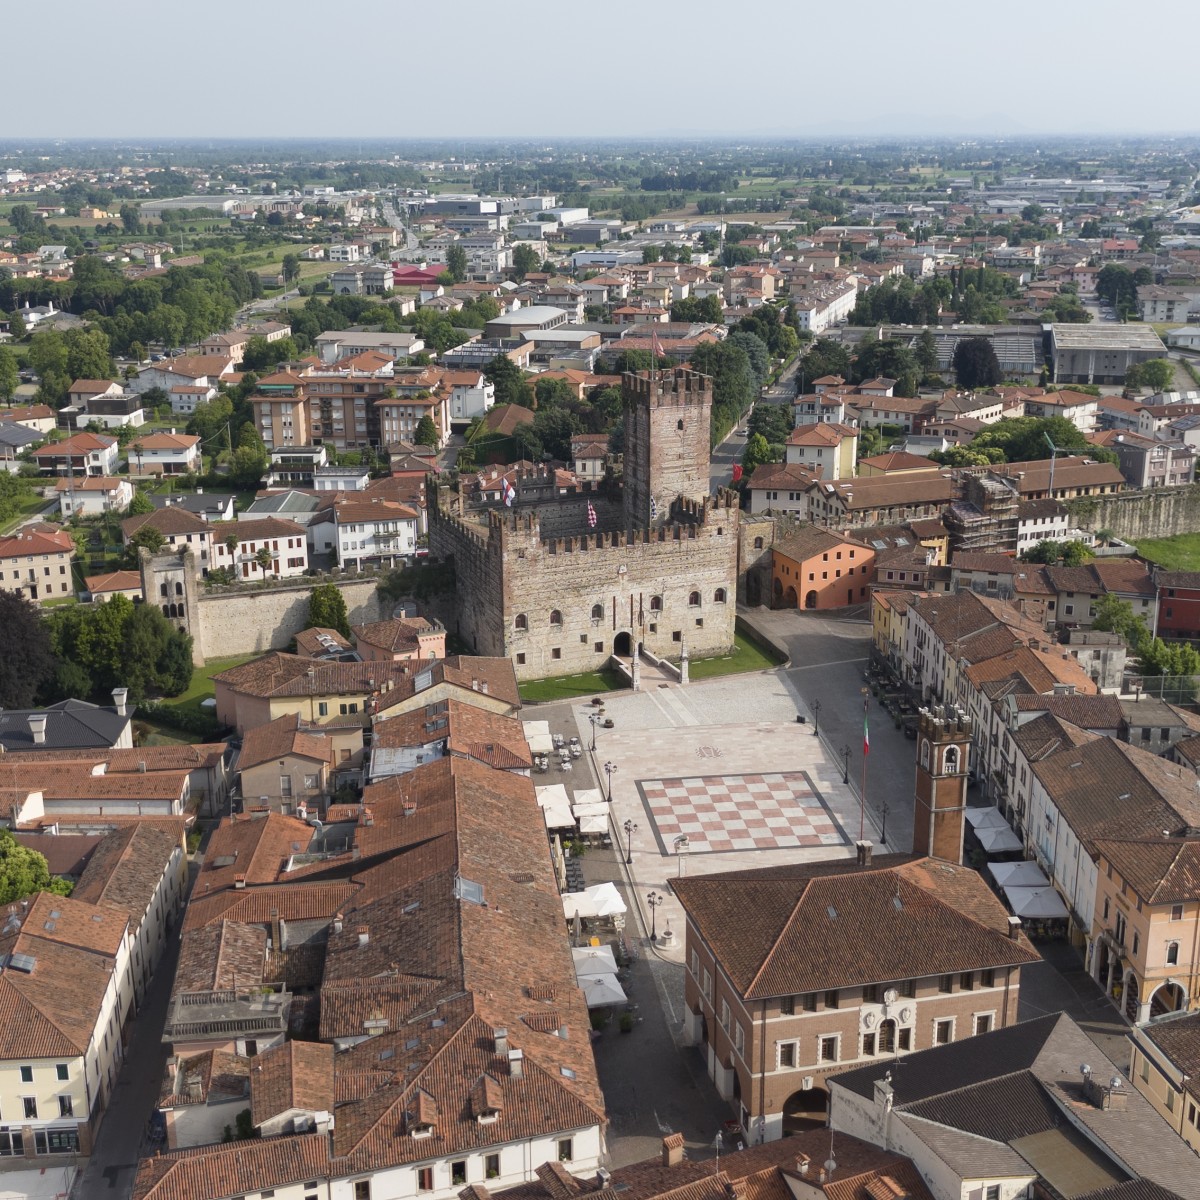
[864,708,870,756]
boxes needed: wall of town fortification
[194,578,385,663]
[1069,485,1200,542]
[430,492,740,680]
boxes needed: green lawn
[0,493,54,535]
[519,667,627,704]
[1135,534,1200,572]
[686,630,785,680]
[161,653,257,721]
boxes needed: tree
[1125,359,1174,393]
[7,310,25,340]
[1081,219,1101,239]
[0,592,56,708]
[952,336,1001,389]
[126,489,154,516]
[0,345,17,402]
[741,433,774,475]
[512,244,540,282]
[1096,265,1137,311]
[255,547,274,572]
[281,254,302,284]
[126,525,165,560]
[414,415,439,448]
[1092,594,1149,653]
[0,830,72,904]
[748,403,792,446]
[799,338,851,389]
[445,244,468,283]
[914,328,939,376]
[1020,538,1095,567]
[642,245,661,264]
[484,354,533,408]
[308,583,350,637]
[727,330,771,386]
[240,336,297,372]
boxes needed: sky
[4,0,1199,141]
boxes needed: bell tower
[913,705,972,864]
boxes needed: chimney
[234,873,246,889]
[855,840,873,867]
[27,714,47,745]
[111,687,129,717]
[507,1048,523,1079]
[357,926,370,947]
[493,1028,508,1055]
[662,1132,685,1168]
[1008,915,1023,940]
[333,913,343,934]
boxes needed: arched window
[591,604,604,621]
[649,595,663,612]
[514,613,528,631]
[677,419,684,430]
[175,582,183,596]
[943,746,960,774]
[161,604,170,617]
[714,588,727,603]
[549,610,562,626]
[920,740,930,770]
[160,582,168,598]
[754,537,764,549]
[688,591,701,607]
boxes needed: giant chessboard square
[638,771,849,854]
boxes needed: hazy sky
[5,0,1199,140]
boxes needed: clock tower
[913,705,972,864]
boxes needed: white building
[128,432,202,476]
[56,475,134,518]
[333,497,420,568]
[209,517,310,581]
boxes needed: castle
[431,368,741,680]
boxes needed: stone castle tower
[139,546,204,665]
[912,705,972,863]
[622,368,712,532]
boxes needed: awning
[975,824,1023,854]
[572,945,618,975]
[1004,885,1070,920]
[965,806,1010,831]
[578,972,628,1008]
[572,801,608,819]
[988,860,1050,889]
[523,720,555,755]
[577,814,608,835]
[573,788,603,807]
[537,784,574,829]
[561,882,627,920]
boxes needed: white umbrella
[965,806,1009,831]
[537,784,574,829]
[579,972,627,1008]
[583,881,627,916]
[573,788,604,807]
[524,721,555,755]
[988,860,1049,889]
[1004,885,1069,920]
[573,945,619,976]
[578,814,608,835]
[975,825,1023,854]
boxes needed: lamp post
[623,819,638,865]
[588,710,605,752]
[840,743,851,785]
[604,761,618,803]
[859,686,871,842]
[812,698,821,736]
[646,890,663,941]
[879,800,890,846]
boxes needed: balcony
[163,986,291,1043]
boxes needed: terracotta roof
[130,432,200,452]
[858,450,936,472]
[173,920,269,993]
[70,824,183,921]
[746,461,819,490]
[0,525,75,558]
[1012,693,1124,728]
[352,617,435,654]
[372,699,532,770]
[122,506,209,538]
[332,496,419,524]
[817,472,956,512]
[238,713,335,771]
[68,378,117,394]
[1139,1012,1200,1106]
[211,516,306,541]
[773,524,870,566]
[1092,838,1200,905]
[214,650,423,700]
[951,552,1018,573]
[673,855,1037,999]
[294,626,353,657]
[32,431,116,455]
[785,422,857,447]
[479,403,536,437]
[250,1040,335,1126]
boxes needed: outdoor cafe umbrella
[578,971,628,1009]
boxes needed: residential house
[1128,1011,1200,1152]
[0,421,44,472]
[570,433,609,483]
[772,525,875,610]
[856,451,939,478]
[675,853,1038,1138]
[1043,560,1157,632]
[56,474,133,518]
[1138,284,1191,324]
[0,402,53,434]
[128,431,203,476]
[0,524,76,602]
[208,517,309,581]
[830,1012,1200,1200]
[445,369,495,425]
[353,617,446,662]
[1118,695,1195,758]
[845,395,935,434]
[66,379,122,410]
[1156,569,1200,639]
[85,570,144,603]
[806,472,956,530]
[122,507,213,574]
[1094,430,1196,489]
[32,431,119,477]
[784,423,858,481]
[236,713,336,813]
[332,496,420,569]
[0,692,133,753]
[745,462,816,516]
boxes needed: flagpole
[859,687,870,843]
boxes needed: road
[709,356,799,490]
[381,196,420,258]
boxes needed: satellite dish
[883,988,899,1005]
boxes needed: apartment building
[0,524,76,602]
[208,516,309,580]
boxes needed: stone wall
[1067,485,1200,541]
[193,577,386,663]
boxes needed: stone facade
[430,368,740,680]
[140,547,386,664]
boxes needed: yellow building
[1129,1011,1200,1152]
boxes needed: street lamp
[879,800,890,846]
[812,698,821,736]
[588,709,605,752]
[604,761,618,803]
[623,819,638,865]
[840,743,851,785]
[646,890,663,940]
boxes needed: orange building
[771,524,875,610]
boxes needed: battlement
[918,704,973,740]
[623,367,712,407]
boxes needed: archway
[772,577,783,605]
[782,1085,828,1134]
[1150,981,1187,1018]
[804,590,817,609]
[614,631,632,658]
[1124,971,1140,1022]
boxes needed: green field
[1135,534,1200,572]
[686,630,785,680]
[519,666,626,704]
[161,653,257,721]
